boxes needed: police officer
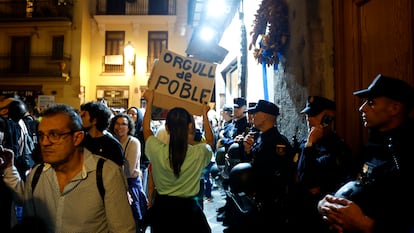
[318,74,414,233]
[244,102,258,132]
[232,97,248,138]
[238,99,295,233]
[296,96,356,232]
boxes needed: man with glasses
[318,74,414,233]
[1,104,135,232]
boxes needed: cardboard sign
[148,49,216,117]
[37,95,55,112]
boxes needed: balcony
[94,0,176,16]
[93,0,178,36]
[102,55,125,74]
[0,53,71,78]
[0,0,73,21]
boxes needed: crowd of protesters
[1,74,413,233]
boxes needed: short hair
[80,101,112,131]
[40,104,83,131]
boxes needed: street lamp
[124,41,135,76]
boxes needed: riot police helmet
[8,99,27,122]
[229,162,255,194]
[215,146,226,166]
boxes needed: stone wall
[273,0,335,143]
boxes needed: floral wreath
[249,0,289,66]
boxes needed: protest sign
[148,49,216,117]
[37,95,55,112]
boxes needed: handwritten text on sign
[149,50,216,106]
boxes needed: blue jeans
[203,161,215,198]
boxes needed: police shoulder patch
[276,144,286,156]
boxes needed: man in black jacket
[228,100,296,233]
[232,97,248,138]
[296,96,355,232]
[80,101,124,166]
[318,74,414,233]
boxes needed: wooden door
[333,0,414,155]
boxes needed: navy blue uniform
[296,131,356,232]
[229,126,296,233]
[335,120,414,233]
[233,116,248,138]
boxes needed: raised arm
[1,145,25,204]
[202,104,214,148]
[142,90,154,141]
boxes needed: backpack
[4,118,36,179]
[31,158,106,200]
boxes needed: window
[51,36,64,60]
[96,86,129,112]
[11,36,31,73]
[147,31,168,72]
[105,31,125,73]
[221,58,240,103]
[106,31,125,55]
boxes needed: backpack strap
[96,158,106,201]
[31,159,106,200]
[31,163,45,194]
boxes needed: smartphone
[321,115,333,128]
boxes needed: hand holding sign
[148,50,216,117]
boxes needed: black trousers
[143,193,211,233]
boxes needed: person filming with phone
[295,96,357,232]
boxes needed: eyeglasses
[37,130,76,143]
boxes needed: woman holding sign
[142,90,214,233]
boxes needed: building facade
[0,0,192,113]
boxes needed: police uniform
[232,100,295,233]
[233,115,248,137]
[296,96,356,233]
[334,74,414,233]
[219,106,235,148]
[232,98,249,138]
[335,121,414,232]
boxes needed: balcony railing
[0,0,73,20]
[101,55,158,74]
[102,56,125,73]
[0,54,71,78]
[95,0,176,16]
